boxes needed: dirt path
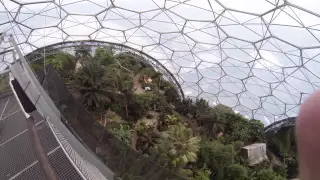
[133,74,144,94]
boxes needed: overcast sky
[1,0,320,125]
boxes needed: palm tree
[116,52,143,74]
[102,59,134,119]
[166,114,179,124]
[155,123,200,169]
[197,104,234,138]
[72,62,115,109]
[195,99,209,118]
[94,47,115,66]
[45,55,64,71]
[117,73,134,119]
[198,112,225,138]
[151,72,162,94]
[165,114,179,126]
[75,43,93,66]
[135,122,158,154]
[44,52,76,72]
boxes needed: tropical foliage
[45,52,76,72]
[109,124,132,146]
[34,46,297,180]
[71,62,114,109]
[155,123,200,169]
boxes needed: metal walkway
[264,117,296,133]
[0,35,114,180]
[0,92,84,180]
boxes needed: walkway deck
[0,92,83,180]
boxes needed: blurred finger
[297,91,320,180]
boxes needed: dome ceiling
[1,0,320,125]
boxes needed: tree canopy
[34,46,297,180]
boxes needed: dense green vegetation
[34,46,298,180]
[266,126,298,179]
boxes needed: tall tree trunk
[131,130,138,151]
[124,92,129,119]
[99,113,107,143]
[100,111,103,124]
[158,77,161,94]
[125,101,128,119]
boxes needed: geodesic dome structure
[1,0,320,126]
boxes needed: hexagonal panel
[264,6,320,47]
[222,38,257,63]
[124,27,159,47]
[218,11,270,42]
[141,10,185,33]
[221,58,250,79]
[97,8,139,31]
[28,27,67,47]
[272,82,300,104]
[143,45,173,60]
[160,33,195,51]
[59,15,100,36]
[199,78,220,94]
[198,62,224,80]
[193,45,224,64]
[285,67,317,94]
[252,64,284,84]
[178,67,201,83]
[90,28,125,43]
[217,90,239,108]
[1,0,320,125]
[17,3,65,29]
[180,82,201,97]
[220,0,284,14]
[57,0,110,15]
[184,21,222,44]
[114,0,164,12]
[171,51,200,68]
[0,0,19,24]
[220,75,244,94]
[166,0,224,21]
[261,96,286,116]
[245,76,271,97]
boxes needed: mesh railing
[48,123,108,180]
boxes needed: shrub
[129,93,157,118]
[226,164,248,180]
[252,169,285,180]
[109,124,132,146]
[198,140,236,179]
